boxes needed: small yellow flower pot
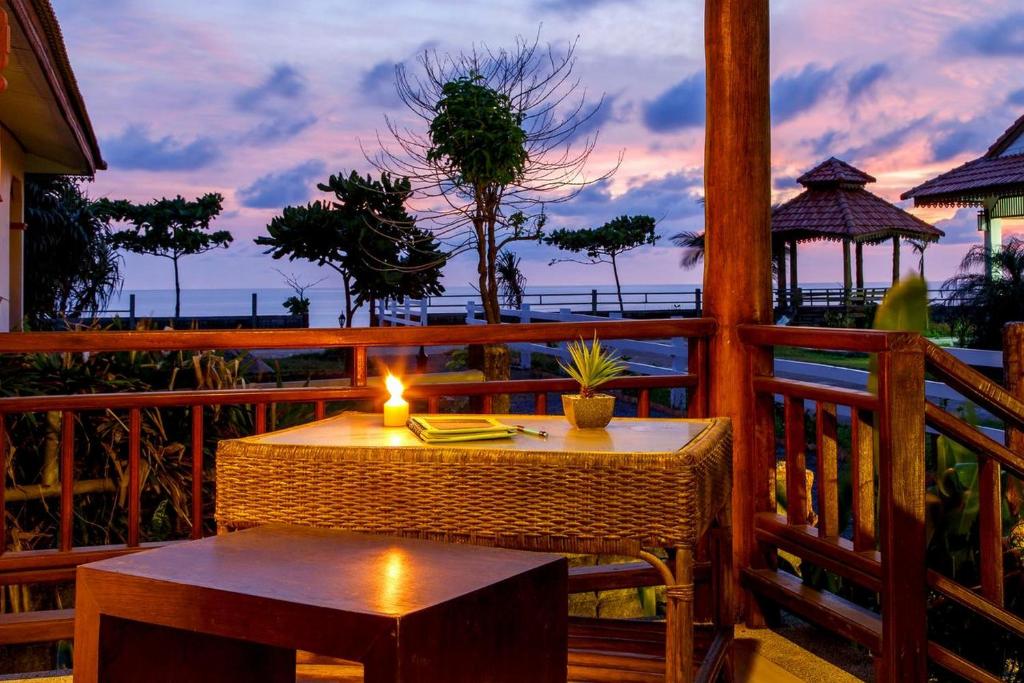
[562,394,615,429]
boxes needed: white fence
[378,299,429,327]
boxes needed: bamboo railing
[740,322,1024,683]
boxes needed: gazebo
[903,113,1024,276]
[773,157,944,305]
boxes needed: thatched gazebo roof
[773,158,944,244]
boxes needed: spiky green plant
[559,335,626,398]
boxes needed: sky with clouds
[51,0,1024,292]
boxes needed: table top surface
[83,525,564,618]
[243,413,710,455]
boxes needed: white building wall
[0,127,25,333]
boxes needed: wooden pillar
[855,241,864,291]
[876,335,927,682]
[842,240,852,302]
[788,240,798,303]
[892,236,901,284]
[703,0,772,626]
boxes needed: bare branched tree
[367,34,620,327]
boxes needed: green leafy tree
[97,194,231,318]
[545,215,659,313]
[318,171,445,324]
[374,36,617,395]
[24,176,123,324]
[941,237,1024,349]
[256,172,445,326]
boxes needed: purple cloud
[559,95,619,143]
[550,170,704,229]
[947,13,1024,57]
[934,208,982,245]
[535,0,636,14]
[359,60,401,106]
[771,64,838,123]
[234,64,307,111]
[243,113,318,144]
[642,71,705,133]
[847,62,891,103]
[237,160,326,209]
[1007,88,1024,106]
[104,124,220,171]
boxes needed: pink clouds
[48,0,1024,290]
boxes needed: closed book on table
[407,416,516,443]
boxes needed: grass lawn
[774,346,871,371]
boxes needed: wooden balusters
[0,414,6,555]
[350,346,367,387]
[314,400,326,420]
[254,403,267,434]
[533,393,547,415]
[60,411,75,552]
[815,402,839,539]
[783,397,807,526]
[127,408,141,547]
[851,409,876,552]
[191,405,204,540]
[876,338,927,683]
[687,337,708,418]
[481,395,493,414]
[978,453,1004,606]
[427,397,440,413]
[638,389,651,418]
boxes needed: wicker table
[216,414,733,683]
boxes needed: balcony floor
[0,622,870,683]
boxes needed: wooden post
[704,0,772,625]
[776,244,787,310]
[1004,323,1024,454]
[842,240,852,303]
[892,236,901,284]
[855,242,864,291]
[788,240,798,305]
[876,335,927,682]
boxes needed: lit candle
[383,374,409,427]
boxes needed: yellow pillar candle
[383,374,409,427]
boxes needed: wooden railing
[0,318,715,651]
[740,323,1024,683]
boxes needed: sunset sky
[52,0,1024,292]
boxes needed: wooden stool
[73,525,567,683]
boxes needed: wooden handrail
[921,339,1024,433]
[0,375,694,413]
[0,318,716,354]
[738,324,909,353]
[927,570,1024,640]
[924,402,1024,476]
[750,376,879,411]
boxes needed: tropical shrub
[941,237,1024,349]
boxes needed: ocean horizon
[106,281,881,329]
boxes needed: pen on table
[515,425,548,438]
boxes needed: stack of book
[406,416,516,443]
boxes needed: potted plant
[559,335,626,429]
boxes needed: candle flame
[385,373,404,403]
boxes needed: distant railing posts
[128,294,136,330]
[250,292,258,329]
